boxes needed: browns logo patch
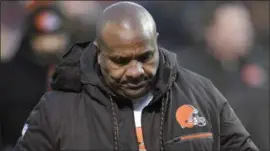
[176,104,206,129]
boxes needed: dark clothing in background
[0,36,49,149]
[0,106,35,149]
[15,42,258,151]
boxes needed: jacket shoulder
[175,66,225,109]
[41,91,81,125]
[176,66,212,90]
[43,90,81,110]
[17,91,81,148]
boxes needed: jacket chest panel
[117,104,162,151]
[58,98,114,150]
[163,89,214,151]
[118,107,139,151]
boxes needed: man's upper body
[15,1,259,151]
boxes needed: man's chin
[122,87,149,100]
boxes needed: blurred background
[0,1,269,150]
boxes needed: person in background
[177,2,256,92]
[56,1,103,43]
[0,3,70,150]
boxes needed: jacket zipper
[165,132,213,145]
[141,90,162,151]
[141,108,148,151]
[131,105,140,151]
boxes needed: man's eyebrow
[141,50,154,54]
[109,53,132,59]
[138,49,155,55]
[110,49,154,57]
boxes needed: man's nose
[125,60,144,79]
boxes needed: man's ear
[156,32,159,39]
[93,40,98,47]
[94,40,101,53]
[94,40,101,64]
[98,54,101,64]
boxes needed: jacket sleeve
[14,94,56,151]
[209,82,259,151]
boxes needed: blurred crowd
[0,1,269,150]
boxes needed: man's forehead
[101,22,154,45]
[101,41,155,57]
[104,37,153,49]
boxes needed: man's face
[96,23,159,99]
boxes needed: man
[15,2,258,151]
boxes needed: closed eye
[111,56,131,65]
[109,51,154,65]
[137,51,154,63]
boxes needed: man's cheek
[108,68,125,81]
[144,61,158,76]
[144,67,156,77]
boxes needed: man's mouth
[123,83,146,90]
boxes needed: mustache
[121,77,150,85]
[109,75,152,86]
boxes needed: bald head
[96,1,157,43]
[95,2,160,99]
